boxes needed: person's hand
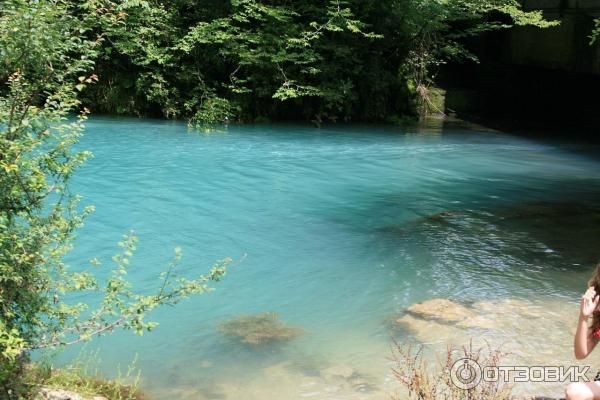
[580,287,600,318]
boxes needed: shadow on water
[375,199,600,269]
[365,196,600,306]
[424,115,600,160]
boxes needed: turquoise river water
[57,117,600,399]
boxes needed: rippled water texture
[59,118,600,398]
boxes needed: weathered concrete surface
[441,0,600,131]
[504,0,600,74]
[521,0,600,16]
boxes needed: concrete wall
[439,0,600,131]
[503,0,600,74]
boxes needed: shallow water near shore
[55,118,600,398]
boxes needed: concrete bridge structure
[441,0,600,132]
[505,0,600,74]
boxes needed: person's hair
[588,263,600,339]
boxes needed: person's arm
[574,286,599,360]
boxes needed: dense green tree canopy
[76,0,553,124]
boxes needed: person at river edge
[566,266,600,400]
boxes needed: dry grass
[25,353,148,400]
[416,84,446,116]
[391,338,513,400]
[218,312,304,345]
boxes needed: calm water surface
[59,118,600,398]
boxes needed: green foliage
[26,352,146,400]
[395,0,558,115]
[84,0,382,123]
[591,19,600,45]
[188,96,236,129]
[75,0,554,123]
[0,1,228,397]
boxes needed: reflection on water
[56,117,600,398]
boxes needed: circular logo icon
[450,358,482,390]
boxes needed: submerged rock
[406,298,474,323]
[398,297,552,333]
[349,375,379,393]
[393,297,547,341]
[417,211,456,223]
[455,315,498,330]
[472,298,541,320]
[218,312,304,345]
[210,360,386,400]
[321,365,380,395]
[377,211,458,235]
[376,224,409,236]
[394,314,467,344]
[402,297,547,331]
[38,388,86,400]
[322,364,355,380]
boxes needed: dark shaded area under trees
[439,0,600,136]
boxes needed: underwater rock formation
[416,211,456,223]
[322,365,355,380]
[394,313,466,344]
[218,312,304,345]
[377,211,458,235]
[398,297,547,333]
[406,298,475,323]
